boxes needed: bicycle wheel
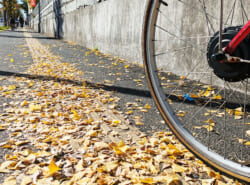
[142,0,250,182]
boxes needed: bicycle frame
[224,20,250,55]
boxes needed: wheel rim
[143,0,250,182]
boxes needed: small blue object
[183,94,196,101]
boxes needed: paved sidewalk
[0,29,244,185]
[0,28,167,183]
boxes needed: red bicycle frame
[224,20,250,55]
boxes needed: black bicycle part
[207,26,250,82]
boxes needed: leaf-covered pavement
[0,30,247,184]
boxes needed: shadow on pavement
[0,70,248,110]
[0,70,151,98]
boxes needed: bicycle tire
[142,0,250,182]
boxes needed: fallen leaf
[44,159,60,177]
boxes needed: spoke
[176,0,218,21]
[223,81,227,159]
[219,0,224,51]
[225,0,236,25]
[155,24,206,53]
[241,79,248,162]
[199,0,215,34]
[153,41,208,57]
[154,35,213,40]
[240,0,249,23]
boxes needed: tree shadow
[53,0,64,39]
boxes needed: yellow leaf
[167,144,182,156]
[29,104,42,112]
[213,94,222,100]
[226,108,234,115]
[203,87,213,97]
[203,125,214,132]
[37,92,43,96]
[71,108,80,120]
[15,141,29,146]
[136,121,144,125]
[86,130,97,137]
[0,126,7,131]
[126,110,133,115]
[42,120,53,125]
[28,82,34,87]
[5,154,18,161]
[8,85,16,90]
[111,120,121,127]
[140,178,153,184]
[245,141,250,146]
[21,100,28,106]
[2,144,13,149]
[205,119,214,124]
[190,93,199,98]
[43,136,53,143]
[113,120,121,124]
[177,113,185,117]
[10,59,14,63]
[172,163,186,172]
[160,137,171,143]
[97,161,118,173]
[144,104,151,109]
[209,170,221,180]
[34,151,52,157]
[0,161,17,170]
[26,165,41,175]
[109,141,128,155]
[235,109,244,116]
[44,159,60,177]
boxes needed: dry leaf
[44,159,60,177]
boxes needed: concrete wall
[31,0,146,63]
